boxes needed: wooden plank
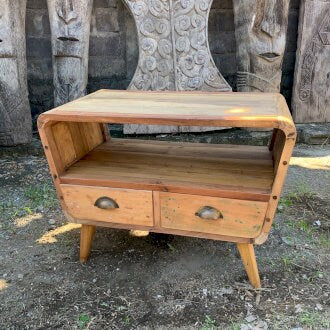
[59,139,274,201]
[38,90,295,133]
[160,192,268,239]
[61,184,154,227]
[75,218,252,244]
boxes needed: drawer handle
[94,196,119,209]
[195,206,223,220]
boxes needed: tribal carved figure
[47,0,93,107]
[0,0,32,146]
[292,1,330,123]
[123,0,231,92]
[123,0,231,133]
[233,0,289,92]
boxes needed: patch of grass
[299,311,329,328]
[122,315,130,325]
[201,315,216,330]
[281,255,295,271]
[78,314,90,329]
[319,233,330,248]
[24,184,58,210]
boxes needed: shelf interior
[60,139,274,201]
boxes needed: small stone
[17,273,24,280]
[92,278,97,283]
[48,219,56,225]
[315,303,323,311]
[294,304,304,313]
[318,273,324,279]
[245,314,257,323]
[156,294,162,299]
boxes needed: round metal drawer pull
[94,196,119,209]
[195,206,223,220]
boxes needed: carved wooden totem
[233,0,289,92]
[123,0,232,134]
[0,0,32,146]
[292,1,330,123]
[47,0,93,107]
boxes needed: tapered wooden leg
[237,243,261,288]
[80,225,96,263]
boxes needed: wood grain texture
[47,0,93,107]
[80,224,95,263]
[237,243,261,288]
[60,138,274,201]
[38,90,295,134]
[292,1,330,123]
[0,0,32,146]
[233,0,289,93]
[160,192,268,239]
[61,184,154,227]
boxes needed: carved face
[234,0,289,92]
[47,0,92,105]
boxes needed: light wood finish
[237,243,261,289]
[37,90,297,288]
[80,224,95,263]
[61,184,154,227]
[160,192,268,239]
[60,139,274,202]
[37,90,296,135]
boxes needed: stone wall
[26,0,299,120]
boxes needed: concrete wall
[26,0,299,120]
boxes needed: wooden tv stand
[38,90,296,288]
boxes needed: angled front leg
[80,225,95,263]
[237,243,261,288]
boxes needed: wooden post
[237,243,261,289]
[233,0,289,92]
[80,224,96,263]
[47,0,93,107]
[0,0,32,146]
[292,2,330,123]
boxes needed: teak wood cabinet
[38,90,296,288]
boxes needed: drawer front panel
[160,193,268,238]
[61,185,153,226]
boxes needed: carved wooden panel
[0,0,32,146]
[233,0,289,92]
[292,1,330,123]
[47,0,93,107]
[123,0,232,134]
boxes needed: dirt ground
[0,143,329,329]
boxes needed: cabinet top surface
[39,90,295,132]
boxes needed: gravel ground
[0,143,329,329]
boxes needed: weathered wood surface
[292,1,330,123]
[60,138,274,201]
[38,90,295,134]
[160,192,268,238]
[47,0,93,107]
[233,0,289,92]
[123,0,231,134]
[0,0,32,146]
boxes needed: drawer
[61,184,153,227]
[160,192,268,238]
